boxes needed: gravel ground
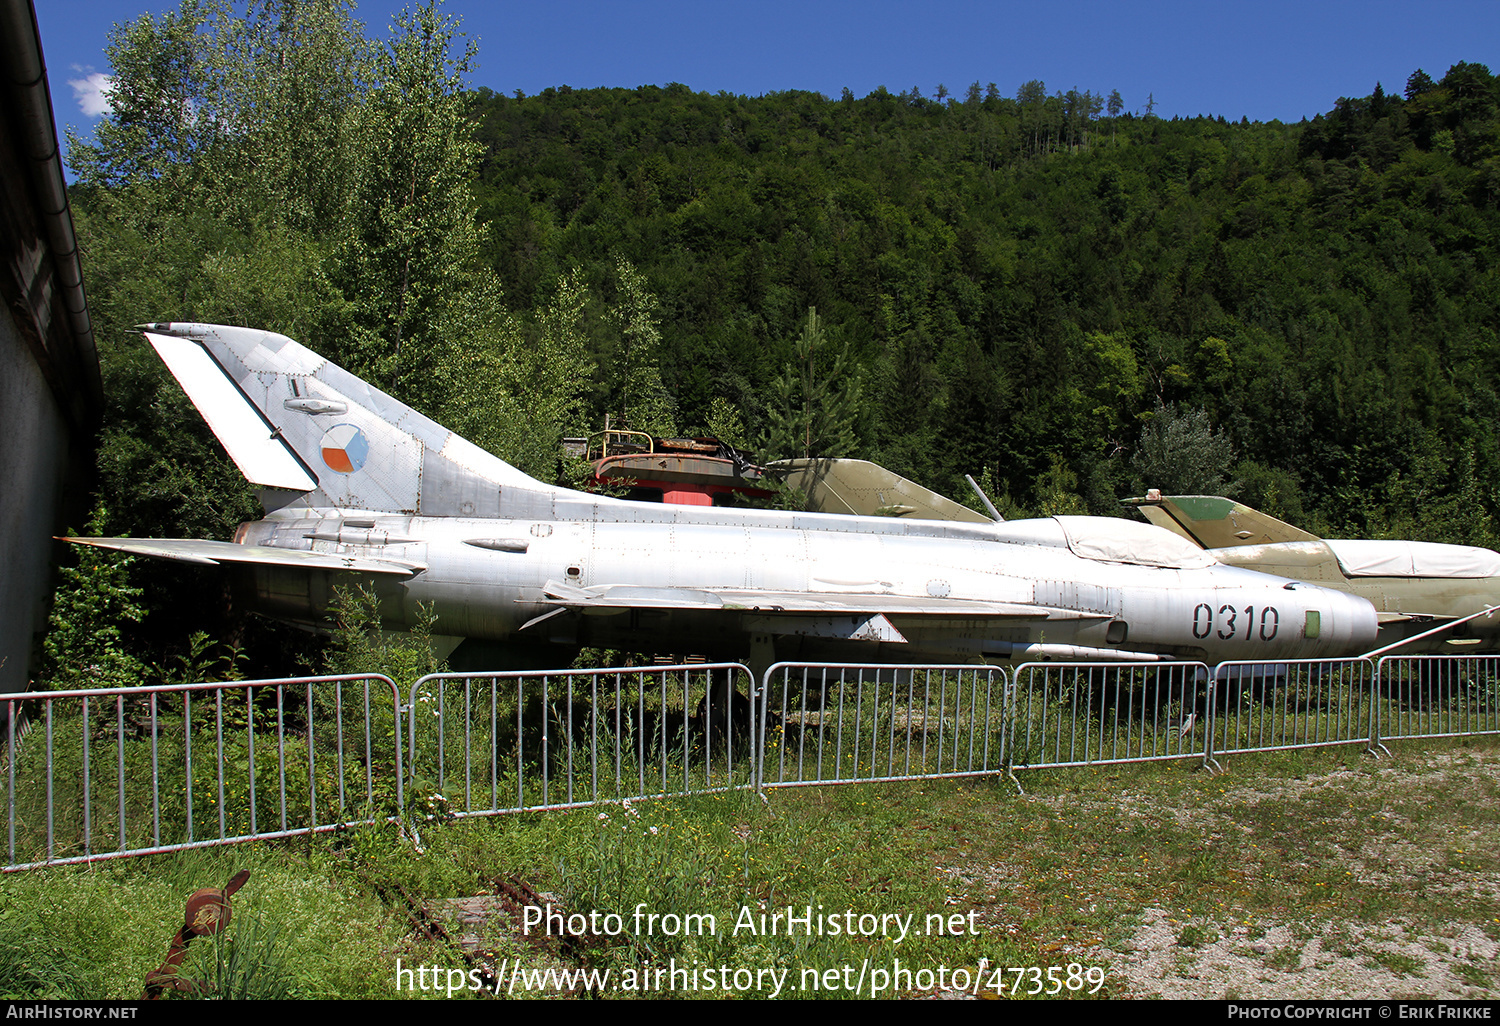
[1110,906,1497,999]
[1098,745,1500,1000]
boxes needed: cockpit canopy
[1055,516,1218,569]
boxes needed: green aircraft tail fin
[766,458,991,523]
[1121,492,1320,549]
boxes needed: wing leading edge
[66,537,425,576]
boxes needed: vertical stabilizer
[767,458,991,523]
[140,323,547,516]
[1122,492,1320,549]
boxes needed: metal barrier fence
[1007,662,1210,771]
[0,675,401,872]
[1207,658,1377,762]
[1374,655,1500,745]
[405,664,757,816]
[758,663,1010,788]
[5,654,1500,872]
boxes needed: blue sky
[37,0,1500,165]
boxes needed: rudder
[141,322,543,516]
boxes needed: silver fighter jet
[71,324,1379,670]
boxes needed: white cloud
[68,72,113,118]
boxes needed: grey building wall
[0,308,72,691]
[0,0,102,694]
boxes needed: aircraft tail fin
[139,323,547,516]
[1121,491,1320,549]
[767,458,991,523]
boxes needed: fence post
[1202,667,1218,773]
[999,670,1023,795]
[1368,658,1387,757]
[755,665,769,795]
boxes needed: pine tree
[763,308,862,462]
[609,258,676,436]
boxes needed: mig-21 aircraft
[70,324,1380,673]
[1124,492,1500,655]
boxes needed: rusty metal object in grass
[142,869,251,999]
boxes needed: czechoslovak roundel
[319,423,369,474]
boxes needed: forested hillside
[52,0,1500,678]
[469,66,1500,540]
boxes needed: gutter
[0,0,102,411]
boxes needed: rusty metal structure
[143,869,250,998]
[570,427,775,507]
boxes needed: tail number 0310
[1192,604,1279,641]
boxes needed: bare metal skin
[1126,493,1500,655]
[72,325,1379,669]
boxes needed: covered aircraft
[1124,492,1500,654]
[71,324,1380,672]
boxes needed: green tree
[65,2,218,187]
[1036,454,1089,516]
[1133,403,1237,495]
[43,506,147,690]
[704,396,748,449]
[608,258,676,436]
[68,0,368,341]
[1017,79,1046,154]
[325,583,443,688]
[500,271,595,476]
[763,308,862,462]
[438,269,597,479]
[1080,331,1145,447]
[61,0,511,678]
[1405,68,1435,100]
[323,2,496,411]
[68,0,369,216]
